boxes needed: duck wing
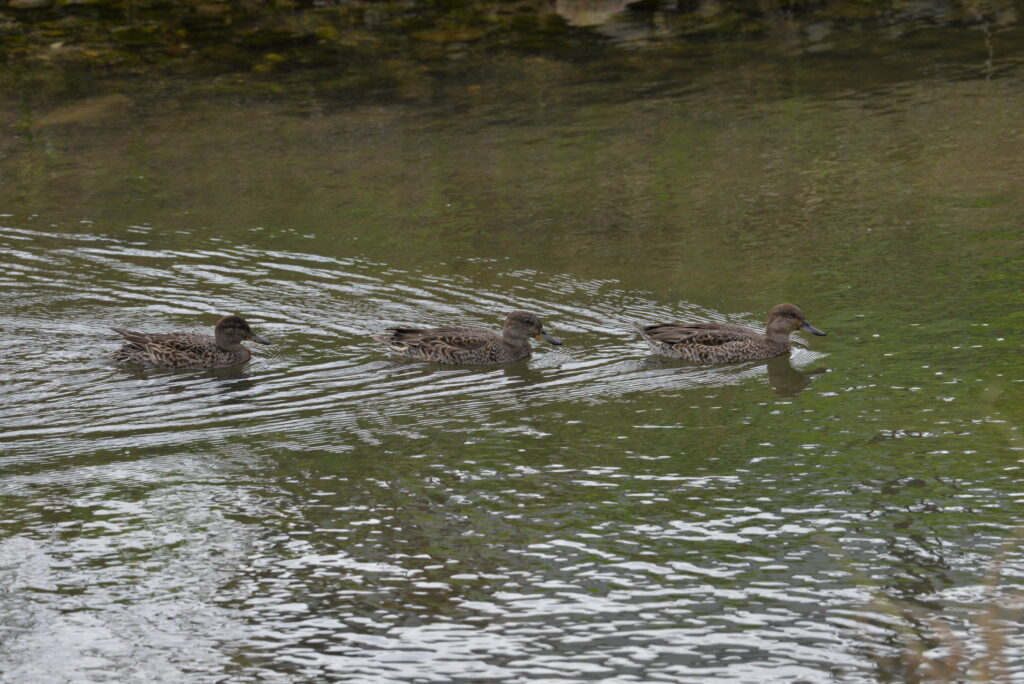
[112,328,217,364]
[374,326,506,364]
[380,327,493,351]
[635,322,757,347]
[112,328,209,348]
[111,327,155,349]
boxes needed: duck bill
[250,333,272,345]
[536,330,563,346]
[801,320,826,336]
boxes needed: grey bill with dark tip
[540,330,563,345]
[801,321,826,336]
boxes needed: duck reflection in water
[765,355,827,397]
[211,372,258,406]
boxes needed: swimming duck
[373,310,562,364]
[107,314,271,369]
[633,303,825,363]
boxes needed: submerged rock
[31,93,132,129]
[9,0,54,8]
[554,0,632,27]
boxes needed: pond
[1,5,1023,681]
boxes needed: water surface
[1,23,1023,683]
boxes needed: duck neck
[764,328,791,350]
[214,331,242,351]
[502,328,529,346]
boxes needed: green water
[1,15,1023,683]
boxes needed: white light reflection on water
[1,222,1022,682]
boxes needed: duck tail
[111,327,149,347]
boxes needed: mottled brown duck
[633,303,826,363]
[373,310,562,364]
[107,314,271,369]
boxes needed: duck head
[766,303,826,337]
[504,310,562,345]
[215,315,271,349]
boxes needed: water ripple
[0,225,827,460]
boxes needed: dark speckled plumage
[633,303,826,363]
[107,314,271,369]
[373,310,562,364]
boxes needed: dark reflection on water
[2,33,1024,683]
[766,356,828,397]
[634,354,827,397]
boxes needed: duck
[107,314,271,369]
[633,303,825,363]
[373,310,562,364]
